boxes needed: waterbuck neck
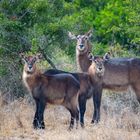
[76,41,92,72]
[22,68,41,94]
[88,62,104,85]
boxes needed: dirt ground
[0,90,140,140]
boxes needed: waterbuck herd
[21,30,140,130]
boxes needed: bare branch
[38,47,56,69]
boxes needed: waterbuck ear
[86,29,93,38]
[103,52,111,60]
[68,31,77,40]
[91,56,101,63]
[92,56,97,61]
[19,53,25,58]
[19,53,27,63]
[36,53,43,60]
[88,52,93,61]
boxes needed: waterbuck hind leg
[91,88,102,124]
[75,107,79,129]
[68,108,79,130]
[78,95,87,128]
[132,84,140,104]
[68,109,75,131]
[138,98,140,104]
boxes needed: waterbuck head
[68,30,93,54]
[20,53,42,74]
[88,52,110,77]
[92,56,105,76]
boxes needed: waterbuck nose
[28,65,32,70]
[79,44,84,48]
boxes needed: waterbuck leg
[69,108,79,130]
[68,109,75,130]
[78,95,87,128]
[91,87,102,124]
[75,107,79,129]
[37,99,46,129]
[33,99,40,129]
[132,84,140,104]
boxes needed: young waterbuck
[44,53,107,127]
[21,54,80,130]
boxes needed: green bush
[0,0,139,98]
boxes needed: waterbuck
[21,54,80,130]
[68,30,140,122]
[44,54,106,127]
[68,30,92,72]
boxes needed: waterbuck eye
[32,57,37,63]
[94,60,97,63]
[85,37,88,40]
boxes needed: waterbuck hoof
[33,124,45,129]
[80,123,85,128]
[33,119,39,129]
[40,121,45,129]
[91,119,99,124]
[76,124,79,129]
[68,125,74,131]
[33,120,45,129]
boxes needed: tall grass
[0,89,139,140]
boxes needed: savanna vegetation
[0,0,140,139]
[0,0,140,97]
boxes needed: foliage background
[0,0,140,97]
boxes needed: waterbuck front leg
[38,99,46,129]
[78,94,87,128]
[33,99,40,129]
[33,98,46,129]
[91,87,103,124]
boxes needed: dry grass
[0,90,140,140]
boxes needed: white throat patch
[22,71,32,94]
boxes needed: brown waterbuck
[21,54,80,130]
[44,54,107,127]
[68,30,92,72]
[68,30,140,123]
